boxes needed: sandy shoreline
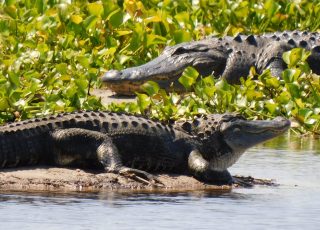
[0,166,276,193]
[0,167,234,192]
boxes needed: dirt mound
[0,167,276,193]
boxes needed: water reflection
[0,189,233,207]
[0,192,96,206]
[261,132,320,152]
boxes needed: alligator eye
[172,47,187,55]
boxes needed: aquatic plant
[0,0,319,134]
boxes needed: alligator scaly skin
[0,111,187,170]
[102,31,320,95]
[0,111,290,185]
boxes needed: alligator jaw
[220,116,291,153]
[101,50,190,95]
[101,69,184,96]
[101,41,228,95]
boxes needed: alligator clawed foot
[119,167,165,188]
[232,176,254,188]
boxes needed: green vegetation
[0,0,319,134]
[110,48,320,134]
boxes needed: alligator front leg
[258,41,291,78]
[188,150,233,185]
[51,128,163,187]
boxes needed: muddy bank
[0,167,276,193]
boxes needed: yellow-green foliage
[0,0,319,133]
[109,48,320,134]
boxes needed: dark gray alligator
[102,30,320,95]
[0,111,290,186]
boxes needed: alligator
[101,30,320,95]
[0,111,290,186]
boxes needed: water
[0,135,319,230]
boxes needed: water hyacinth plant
[108,48,320,134]
[0,0,319,134]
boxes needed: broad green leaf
[288,48,303,67]
[36,0,45,14]
[87,2,104,16]
[264,0,280,17]
[234,2,249,18]
[71,15,83,24]
[8,72,20,87]
[103,1,119,16]
[174,12,190,25]
[276,91,291,104]
[56,63,68,75]
[265,100,278,114]
[4,5,17,19]
[144,15,162,24]
[116,30,132,36]
[83,15,98,30]
[178,67,199,90]
[199,76,216,98]
[118,54,131,65]
[174,31,192,43]
[146,34,167,47]
[77,56,90,68]
[283,48,310,68]
[141,81,160,96]
[298,108,313,119]
[75,79,87,89]
[137,93,151,112]
[108,9,123,28]
[265,77,280,88]
[286,83,301,98]
[246,89,264,101]
[283,50,291,65]
[215,79,233,91]
[0,98,10,111]
[282,69,300,83]
[5,0,16,6]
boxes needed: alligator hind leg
[51,128,163,187]
[95,133,163,187]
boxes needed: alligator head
[175,114,290,170]
[102,40,228,95]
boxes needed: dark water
[0,134,319,230]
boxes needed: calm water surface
[0,135,319,230]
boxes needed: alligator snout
[102,70,122,81]
[101,69,145,95]
[220,116,290,154]
[272,117,291,132]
